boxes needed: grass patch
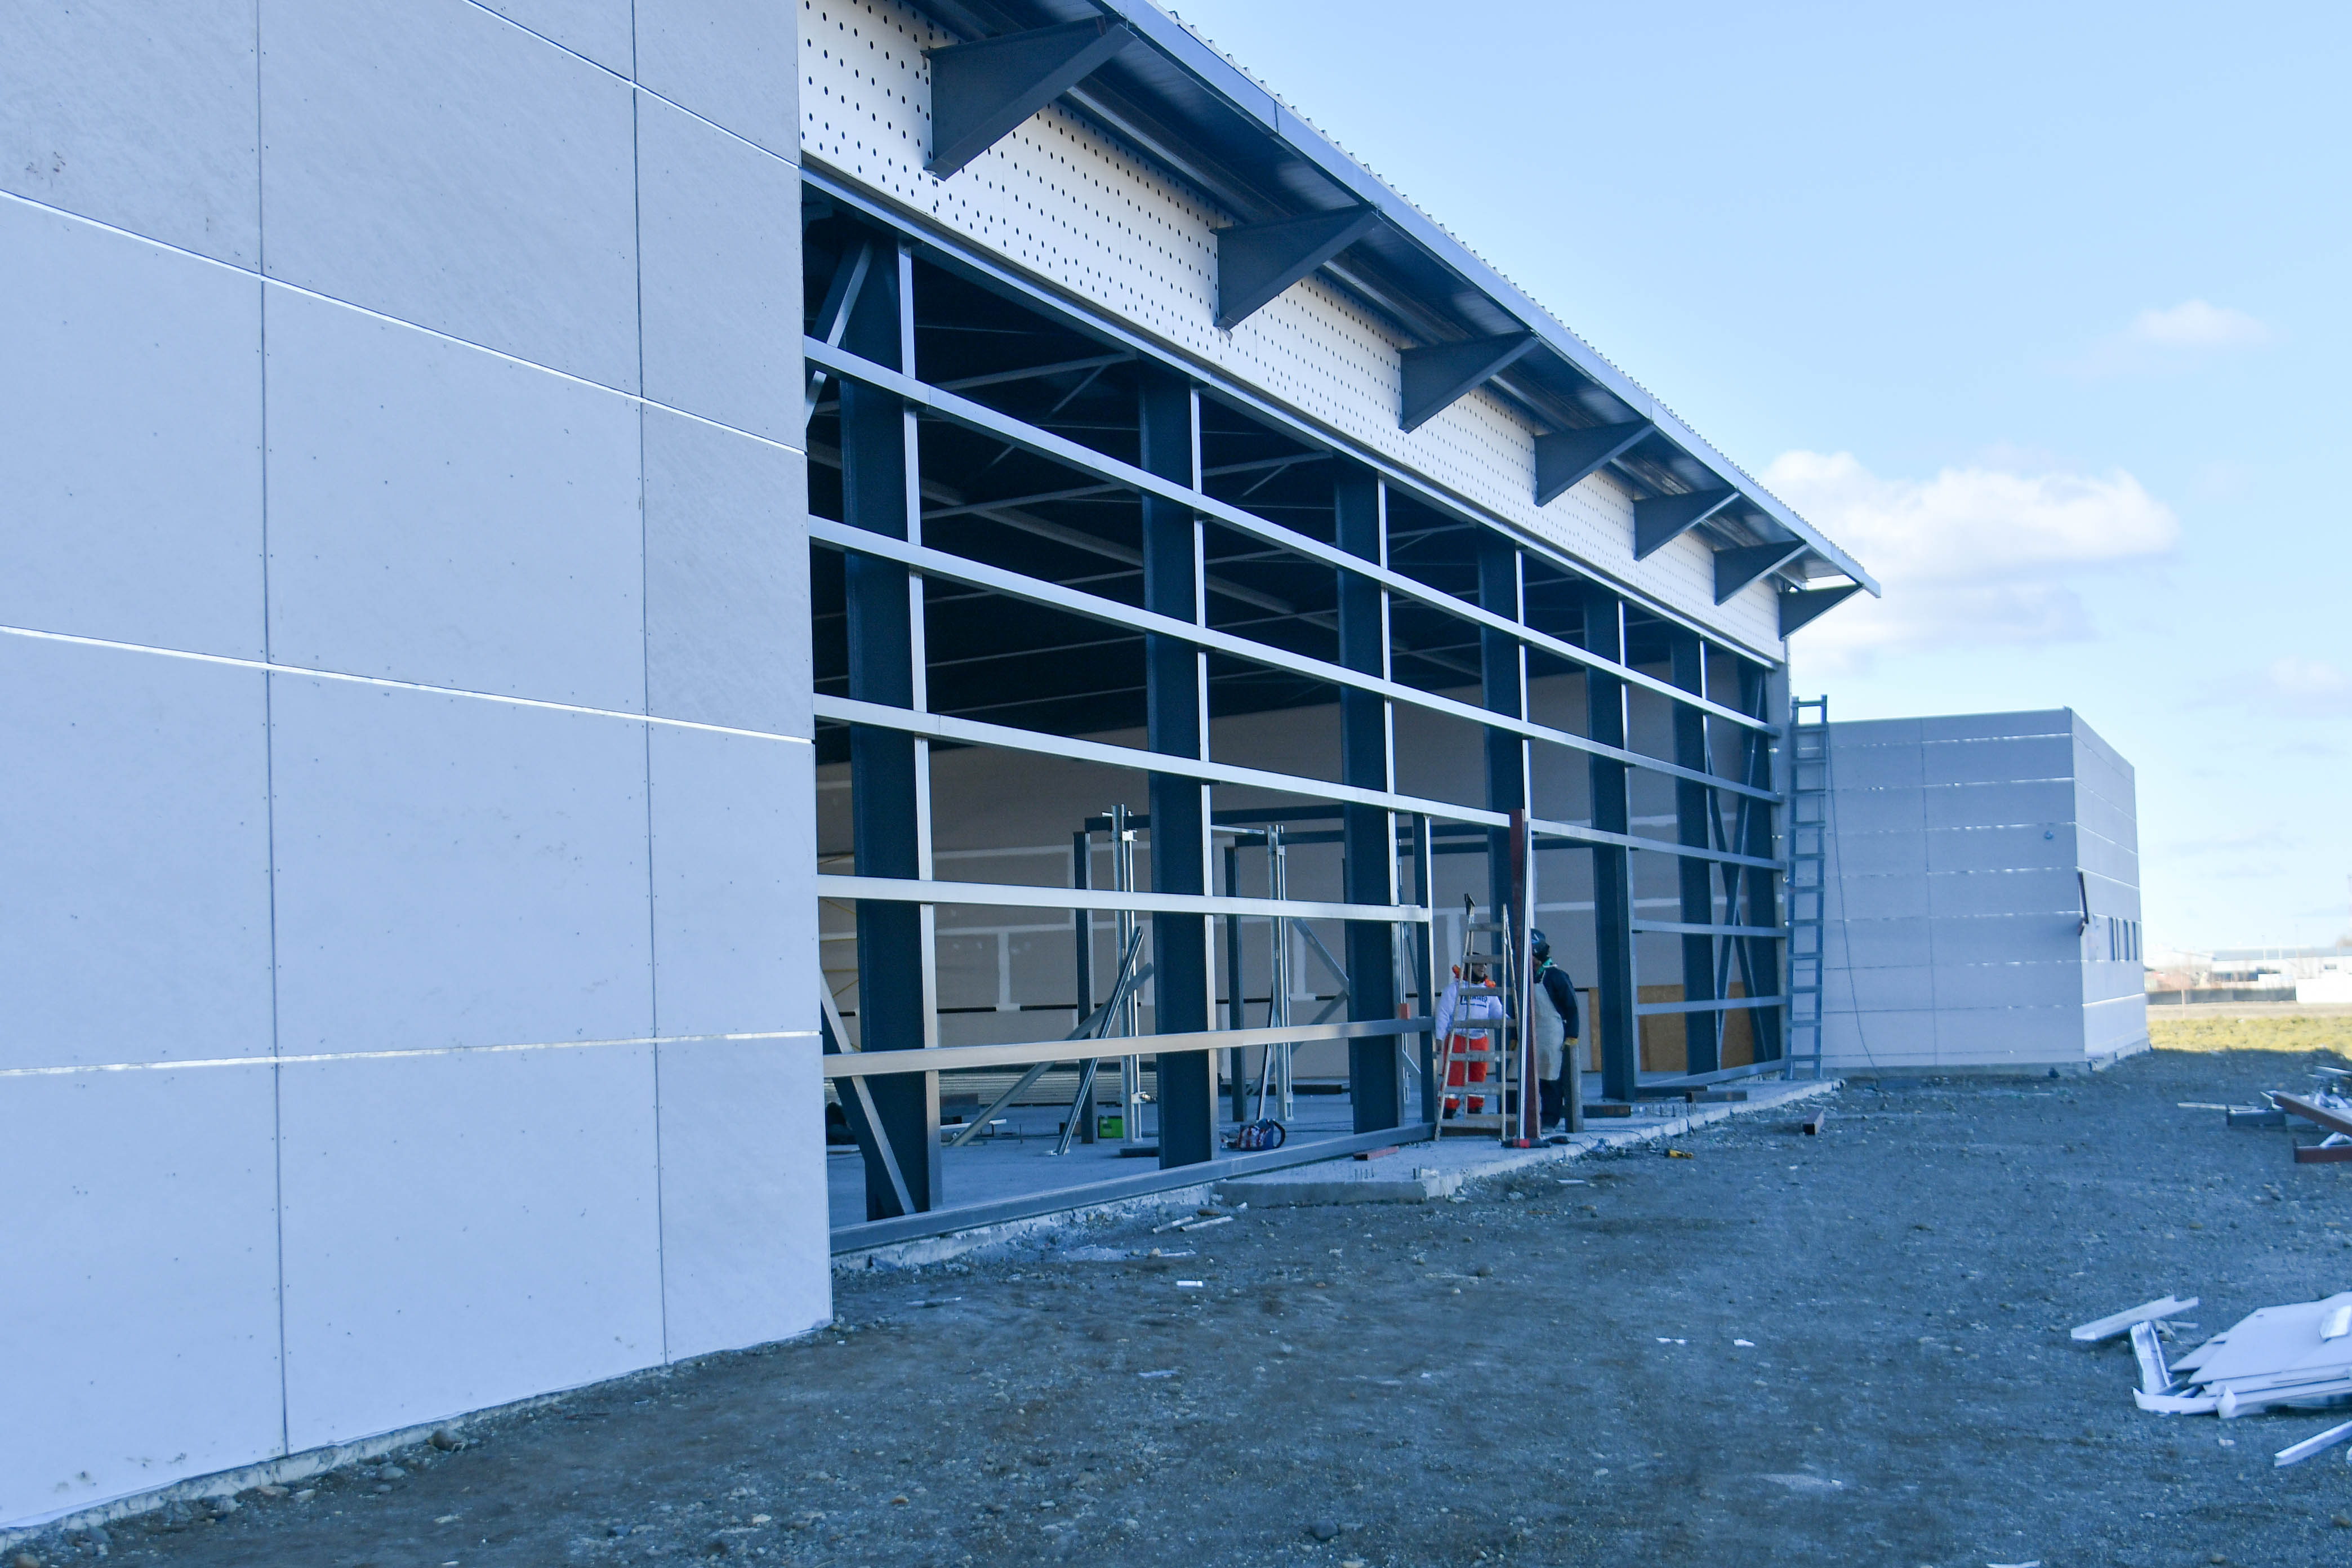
[2150,1013,2352,1055]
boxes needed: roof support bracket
[1398,331,1536,432]
[1633,487,1738,560]
[1779,582,1865,637]
[1215,206,1383,330]
[1712,540,1809,604]
[1533,419,1651,506]
[926,20,1139,180]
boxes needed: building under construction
[1,0,2139,1533]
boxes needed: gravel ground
[23,1046,2352,1568]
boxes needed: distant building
[1804,710,2145,1073]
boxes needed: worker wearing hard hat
[1528,929,1582,1133]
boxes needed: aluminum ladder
[1433,897,1521,1137]
[1784,697,1830,1078]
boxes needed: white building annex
[1,0,2132,1533]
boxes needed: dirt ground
[28,1039,2352,1568]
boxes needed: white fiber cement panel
[262,289,647,711]
[266,675,654,1058]
[0,201,265,659]
[636,93,805,445]
[0,0,260,265]
[259,0,640,387]
[656,1036,832,1359]
[0,1068,283,1525]
[643,413,814,738]
[649,724,817,1039]
[0,635,272,1072]
[277,1044,665,1451]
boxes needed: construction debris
[2271,1416,2352,1468]
[2111,1290,2352,1416]
[2072,1294,2199,1343]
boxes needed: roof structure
[902,0,1878,600]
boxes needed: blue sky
[1165,0,2352,954]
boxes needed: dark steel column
[1583,585,1638,1102]
[1337,465,1400,1131]
[1669,631,1720,1074]
[1741,662,1786,1062]
[1139,366,1216,1168]
[841,241,940,1217]
[1477,534,1528,930]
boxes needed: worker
[1529,929,1582,1133]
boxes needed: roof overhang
[902,0,1880,606]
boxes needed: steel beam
[839,242,940,1218]
[1215,206,1382,330]
[1338,464,1401,1132]
[1713,540,1807,604]
[925,20,1139,179]
[806,522,1780,804]
[1669,632,1720,1076]
[1139,366,1217,1168]
[808,332,1776,734]
[1633,487,1739,560]
[1534,420,1651,507]
[1400,331,1537,433]
[1779,582,1865,636]
[1583,585,1638,1103]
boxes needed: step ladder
[1433,897,1523,1137]
[1784,697,1830,1078]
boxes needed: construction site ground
[26,1023,2352,1568]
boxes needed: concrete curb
[1217,1078,1845,1207]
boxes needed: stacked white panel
[1814,710,2148,1074]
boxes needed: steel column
[1478,534,1529,933]
[1583,585,1639,1102]
[1337,464,1400,1131]
[1139,366,1217,1168]
[1669,631,1721,1075]
[841,240,939,1218]
[1743,662,1787,1063]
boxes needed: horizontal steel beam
[808,516,1777,804]
[1633,994,1790,1017]
[804,335,1776,734]
[816,693,1509,828]
[1631,919,1784,938]
[819,1017,1430,1079]
[816,692,1779,872]
[817,872,1429,924]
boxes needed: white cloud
[2266,656,2352,714]
[1763,451,2178,668]
[2127,300,2270,350]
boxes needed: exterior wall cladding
[0,1,820,1529]
[1814,711,2149,1073]
[0,0,1822,1532]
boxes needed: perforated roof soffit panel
[896,0,1878,609]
